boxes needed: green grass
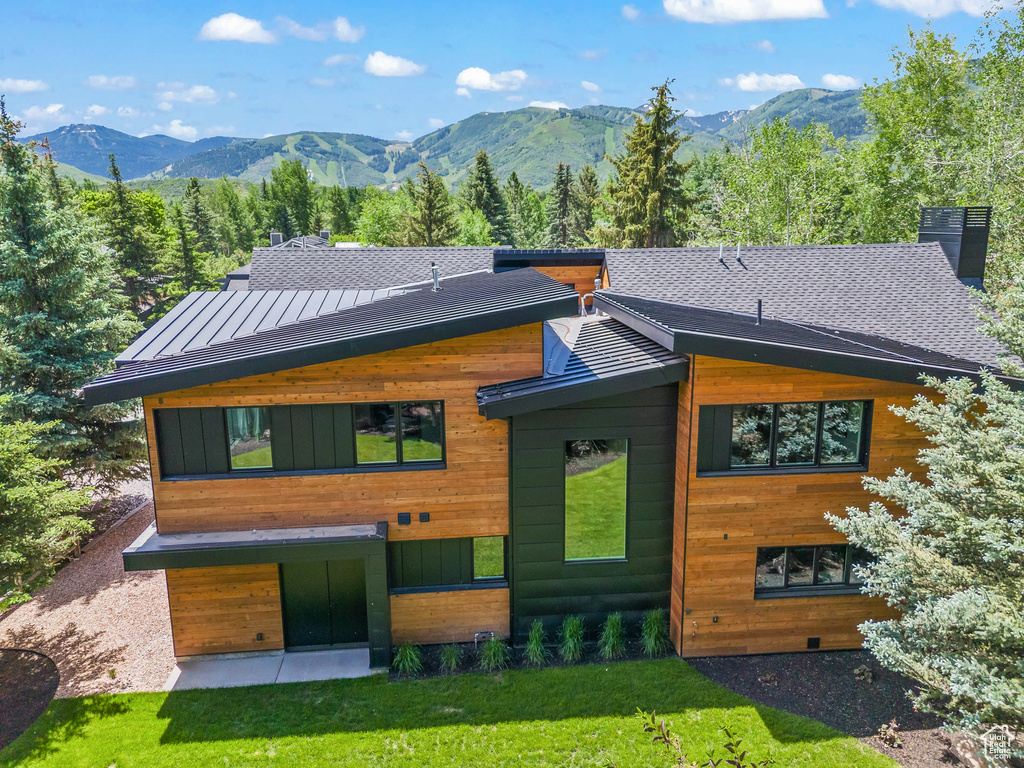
[230,446,273,469]
[473,536,504,578]
[0,659,894,768]
[564,455,627,560]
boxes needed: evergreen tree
[181,177,217,255]
[827,262,1024,736]
[0,102,145,494]
[570,164,600,246]
[165,202,218,297]
[455,208,495,246]
[505,172,547,248]
[270,159,314,236]
[0,400,92,605]
[403,162,458,246]
[209,176,256,255]
[597,79,698,248]
[323,185,353,235]
[545,163,575,248]
[458,150,509,244]
[103,153,164,315]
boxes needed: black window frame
[354,400,446,468]
[224,405,274,473]
[754,544,874,599]
[696,399,872,476]
[472,536,508,582]
[563,437,630,564]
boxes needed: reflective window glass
[775,403,819,466]
[564,439,628,561]
[821,401,865,464]
[730,404,773,467]
[354,403,397,464]
[226,407,272,470]
[400,402,444,462]
[755,547,787,589]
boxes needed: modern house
[85,207,1014,669]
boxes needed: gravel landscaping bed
[688,650,959,768]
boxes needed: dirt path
[0,503,174,697]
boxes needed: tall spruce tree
[570,164,600,246]
[598,80,698,248]
[0,102,145,494]
[165,202,218,296]
[182,177,218,255]
[545,162,575,248]
[403,162,458,246]
[459,150,509,244]
[827,263,1024,736]
[323,185,353,236]
[504,172,546,248]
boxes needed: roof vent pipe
[756,299,762,326]
[431,262,441,292]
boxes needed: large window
[354,401,445,465]
[698,400,869,474]
[564,438,628,562]
[226,407,273,470]
[473,537,505,580]
[755,544,873,595]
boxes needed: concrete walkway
[164,648,378,691]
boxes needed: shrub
[479,636,511,671]
[559,615,585,663]
[599,612,627,660]
[392,642,423,677]
[439,643,462,674]
[525,619,550,667]
[640,609,670,658]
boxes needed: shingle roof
[477,316,689,418]
[603,243,1003,366]
[248,246,495,290]
[85,268,578,405]
[595,292,1019,387]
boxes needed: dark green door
[280,560,369,648]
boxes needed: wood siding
[533,266,602,303]
[675,356,919,656]
[390,588,510,644]
[144,324,543,540]
[669,375,693,650]
[166,564,284,657]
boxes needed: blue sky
[0,0,999,142]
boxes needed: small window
[354,403,398,464]
[786,546,816,586]
[730,404,772,467]
[775,403,818,466]
[354,401,445,465]
[754,544,875,595]
[755,547,786,589]
[400,402,444,462]
[564,438,628,562]
[473,537,505,580]
[847,545,873,585]
[821,401,865,464]
[226,407,272,470]
[816,545,847,584]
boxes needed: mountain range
[24,87,867,191]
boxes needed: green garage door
[280,559,368,648]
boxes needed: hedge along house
[85,207,1017,668]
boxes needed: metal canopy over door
[280,559,369,648]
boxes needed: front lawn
[1,658,895,768]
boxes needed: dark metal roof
[123,521,386,571]
[248,246,496,290]
[595,292,1021,387]
[85,268,578,404]
[603,242,1004,367]
[477,317,689,418]
[493,248,606,270]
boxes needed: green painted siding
[508,386,678,643]
[388,537,508,589]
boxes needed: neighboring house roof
[274,235,331,248]
[84,268,578,405]
[477,316,689,418]
[603,243,1004,367]
[221,262,251,291]
[248,247,495,290]
[595,292,1018,387]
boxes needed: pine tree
[165,202,218,296]
[458,150,509,244]
[270,159,314,236]
[545,163,575,248]
[182,177,218,255]
[0,101,145,494]
[570,164,600,246]
[827,262,1024,736]
[103,154,164,315]
[403,162,458,246]
[323,185,353,235]
[597,79,698,248]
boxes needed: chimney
[918,206,991,288]
[319,229,330,241]
[431,262,441,292]
[269,230,283,247]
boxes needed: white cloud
[156,83,220,107]
[456,87,472,98]
[198,13,277,43]
[719,72,805,91]
[578,49,608,62]
[868,0,992,15]
[664,0,827,22]
[428,117,445,129]
[322,53,359,66]
[151,119,198,140]
[395,130,414,141]
[529,100,569,109]
[334,16,366,42]
[86,104,109,117]
[278,16,328,41]
[0,78,50,93]
[581,80,600,92]
[506,95,524,103]
[21,103,65,122]
[364,51,426,77]
[117,106,140,118]
[822,73,860,89]
[750,39,776,52]
[309,77,335,87]
[86,75,136,90]
[455,67,527,92]
[622,3,642,19]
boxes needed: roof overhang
[595,293,1024,389]
[123,521,387,571]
